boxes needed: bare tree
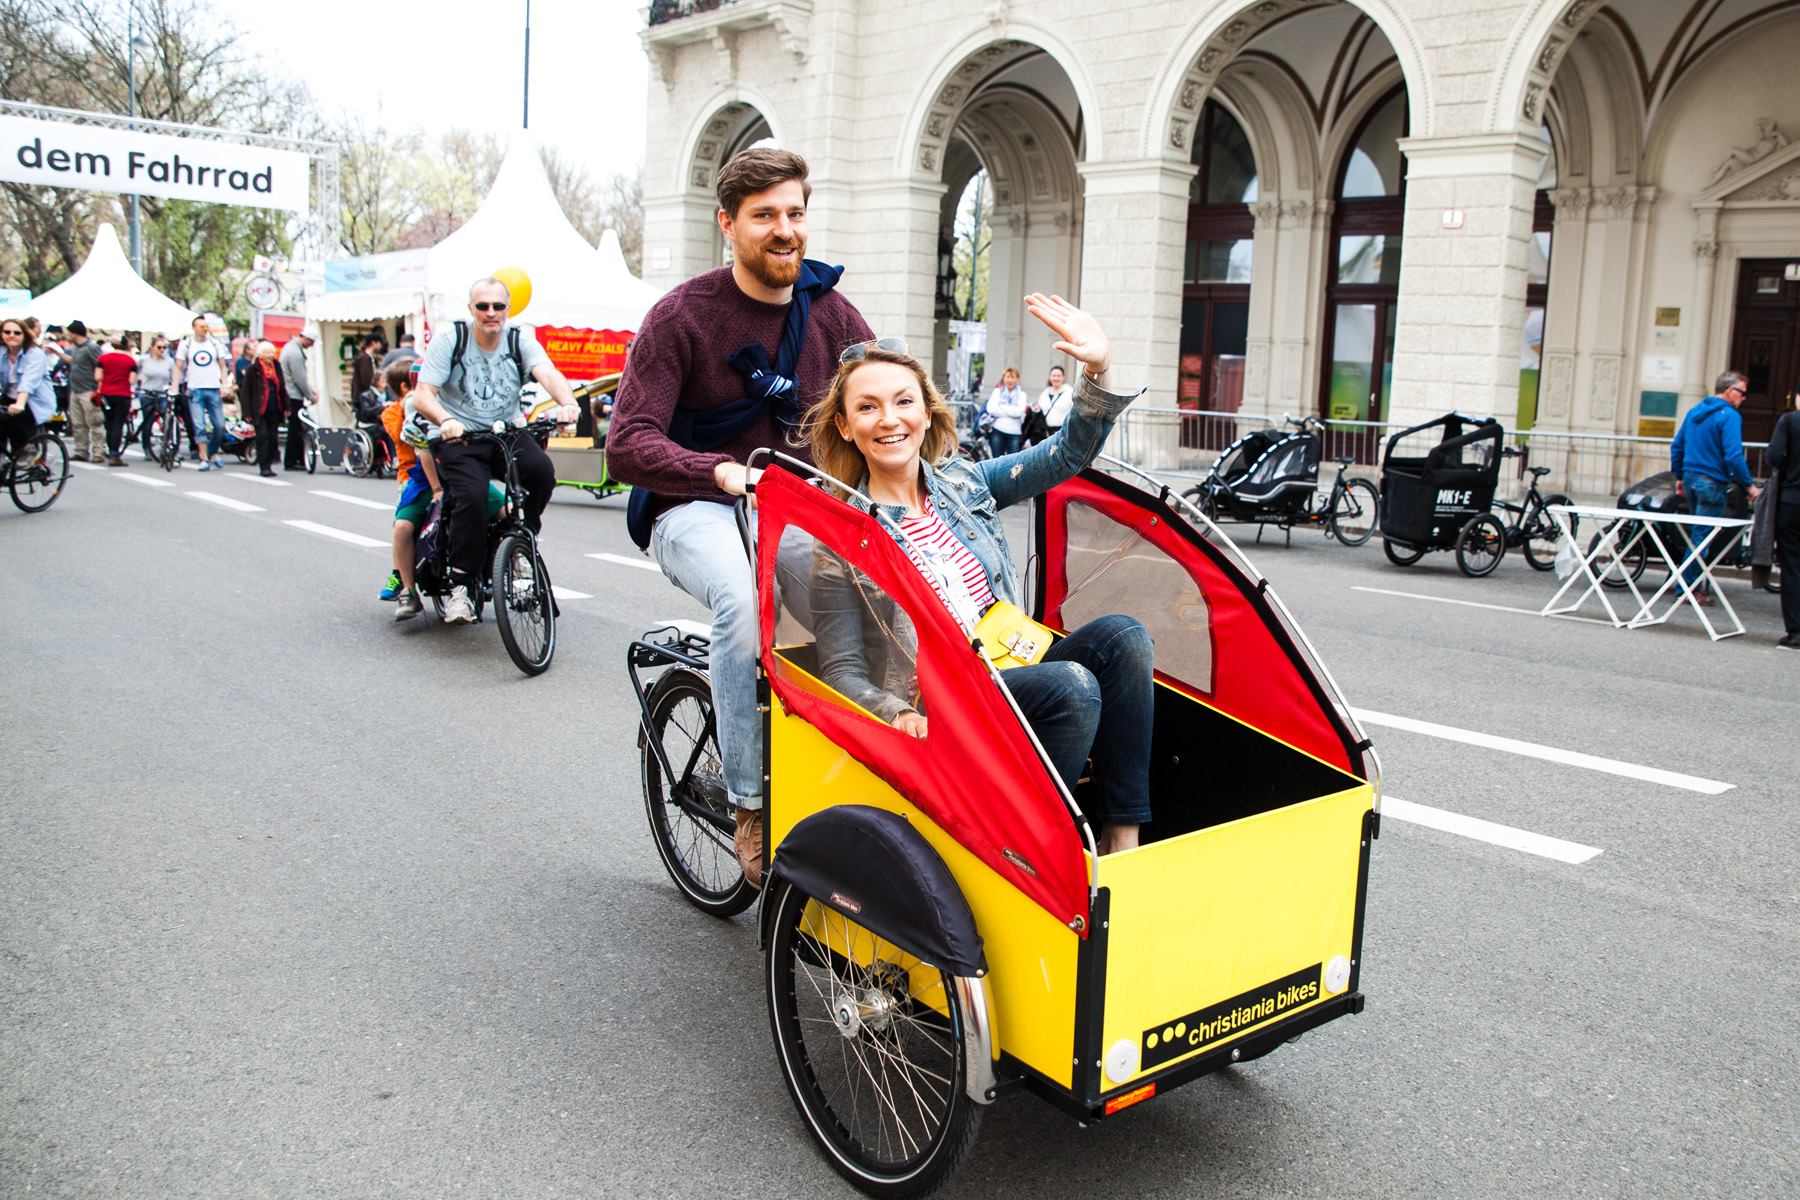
[601,166,644,275]
[333,112,424,256]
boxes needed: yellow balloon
[493,265,532,317]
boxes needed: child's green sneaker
[378,569,402,601]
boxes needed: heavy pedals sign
[0,113,308,212]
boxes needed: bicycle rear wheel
[494,533,554,675]
[1591,528,1649,590]
[641,669,755,917]
[1382,537,1426,566]
[10,434,69,512]
[1522,494,1575,571]
[1329,478,1379,546]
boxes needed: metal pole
[522,0,531,129]
[127,5,142,275]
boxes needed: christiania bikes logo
[1138,963,1322,1070]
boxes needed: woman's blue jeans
[1001,614,1154,825]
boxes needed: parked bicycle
[3,426,71,512]
[411,418,561,676]
[1182,414,1379,547]
[1450,447,1578,578]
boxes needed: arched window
[1520,122,1555,429]
[1321,88,1407,441]
[1178,101,1256,441]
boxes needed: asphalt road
[3,450,1795,1199]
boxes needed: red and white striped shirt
[897,497,995,629]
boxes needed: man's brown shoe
[733,807,764,889]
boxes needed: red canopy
[756,465,1092,933]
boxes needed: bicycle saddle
[1332,456,1354,466]
[1528,466,1551,478]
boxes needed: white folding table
[1540,504,1752,641]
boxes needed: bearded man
[609,148,873,888]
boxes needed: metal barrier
[1108,407,1770,506]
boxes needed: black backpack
[445,319,525,396]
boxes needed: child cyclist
[382,360,504,619]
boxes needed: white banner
[0,114,310,212]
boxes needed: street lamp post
[126,15,150,276]
[522,0,532,128]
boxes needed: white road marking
[311,489,391,511]
[186,490,263,513]
[69,461,105,471]
[283,519,387,548]
[1351,585,1611,625]
[219,471,290,487]
[1352,708,1732,795]
[657,618,712,639]
[1381,796,1603,864]
[551,586,593,600]
[114,473,175,488]
[587,551,659,572]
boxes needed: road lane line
[551,586,593,600]
[655,618,712,639]
[219,471,290,487]
[587,552,659,572]
[1352,708,1732,795]
[1350,585,1612,625]
[69,461,105,471]
[1381,796,1603,864]
[311,489,391,511]
[114,473,175,488]
[186,490,264,513]
[283,519,387,548]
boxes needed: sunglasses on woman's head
[839,336,910,364]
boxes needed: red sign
[254,310,305,348]
[534,326,633,380]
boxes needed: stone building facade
[638,0,1800,455]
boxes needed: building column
[1389,133,1547,431]
[985,205,1031,384]
[641,189,720,286]
[1076,159,1196,399]
[843,179,950,370]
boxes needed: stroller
[1181,416,1323,542]
[1377,412,1505,575]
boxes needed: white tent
[419,136,664,333]
[27,224,198,336]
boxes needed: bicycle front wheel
[10,434,69,512]
[767,880,982,1197]
[641,668,755,917]
[304,431,319,474]
[1456,514,1507,577]
[1522,494,1574,571]
[1329,478,1379,546]
[344,429,374,478]
[494,533,554,675]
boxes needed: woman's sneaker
[442,584,476,624]
[394,589,423,621]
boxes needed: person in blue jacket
[1670,370,1762,601]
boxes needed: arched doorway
[1178,100,1257,446]
[1321,86,1406,436]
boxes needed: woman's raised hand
[1025,293,1110,381]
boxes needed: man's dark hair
[68,320,87,336]
[115,334,133,351]
[716,148,810,220]
[398,333,415,346]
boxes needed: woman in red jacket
[241,340,288,477]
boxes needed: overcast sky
[231,0,649,185]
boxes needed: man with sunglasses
[1671,370,1761,604]
[608,147,874,887]
[411,276,579,624]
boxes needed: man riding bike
[410,276,579,624]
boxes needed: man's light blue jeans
[1680,472,1730,593]
[188,388,225,457]
[650,500,813,810]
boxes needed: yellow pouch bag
[973,600,1056,670]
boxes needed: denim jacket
[810,372,1142,722]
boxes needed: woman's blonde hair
[802,344,960,488]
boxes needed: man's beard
[738,236,805,290]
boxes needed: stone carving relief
[926,113,946,139]
[690,165,711,189]
[1245,341,1269,401]
[1743,169,1800,203]
[1251,200,1279,230]
[1547,187,1590,214]
[1522,83,1542,122]
[1171,119,1190,150]
[1278,341,1303,403]
[1707,120,1788,188]
[1280,198,1313,224]
[1693,239,1720,263]
[1179,82,1202,111]
[1559,0,1596,29]
[919,146,938,172]
[1535,36,1564,75]
[1542,352,1573,420]
[1590,354,1621,422]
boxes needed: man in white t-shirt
[172,314,233,471]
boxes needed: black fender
[761,805,987,978]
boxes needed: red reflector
[1103,1082,1156,1116]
